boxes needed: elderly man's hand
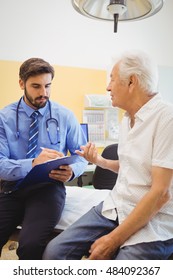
[88,234,118,260]
[75,142,98,165]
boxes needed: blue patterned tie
[26,111,39,158]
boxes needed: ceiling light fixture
[71,0,164,32]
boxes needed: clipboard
[16,154,79,189]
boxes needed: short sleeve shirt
[102,94,173,247]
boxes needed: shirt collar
[124,93,162,122]
[20,97,49,117]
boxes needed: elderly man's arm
[75,142,119,173]
[88,166,173,260]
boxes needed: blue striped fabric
[26,111,39,158]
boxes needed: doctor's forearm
[0,158,32,180]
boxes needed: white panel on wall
[158,66,173,103]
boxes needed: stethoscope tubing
[16,97,60,144]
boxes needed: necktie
[26,111,39,158]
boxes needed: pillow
[56,186,110,230]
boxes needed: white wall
[158,66,173,102]
[0,0,173,68]
[0,0,173,101]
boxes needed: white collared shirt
[102,94,173,247]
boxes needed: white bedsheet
[56,186,110,231]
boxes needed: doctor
[0,58,87,259]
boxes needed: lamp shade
[71,0,164,32]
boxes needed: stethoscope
[16,97,60,144]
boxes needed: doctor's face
[19,73,52,109]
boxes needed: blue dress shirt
[0,98,88,181]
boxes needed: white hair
[115,50,158,95]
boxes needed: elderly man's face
[107,63,131,111]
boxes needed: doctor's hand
[32,148,64,167]
[49,165,73,183]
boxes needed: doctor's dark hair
[19,58,55,83]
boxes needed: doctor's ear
[19,79,25,89]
